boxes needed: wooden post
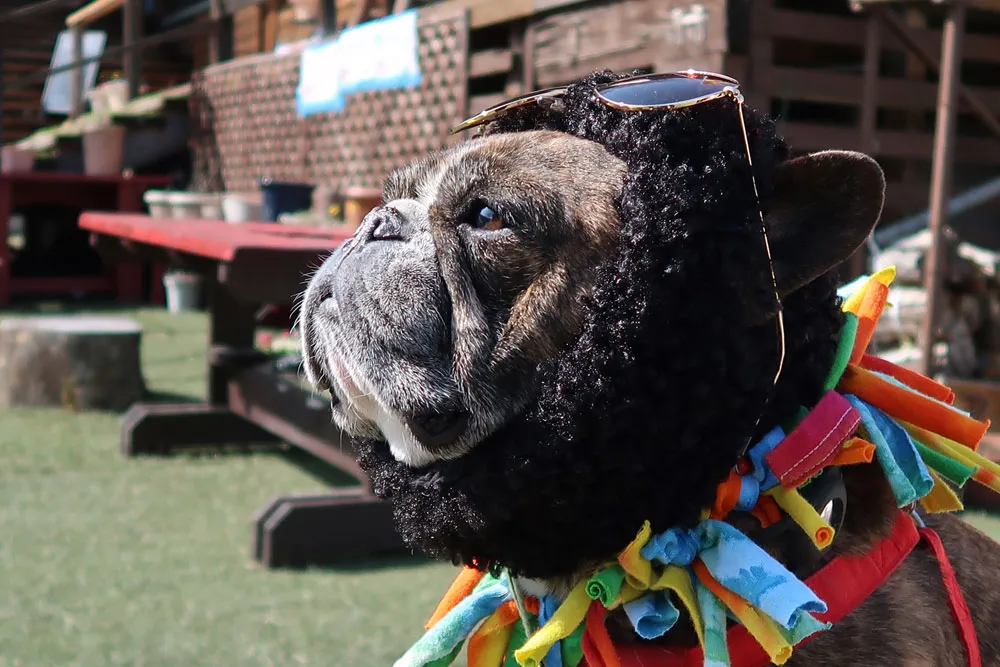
[919,1,965,377]
[852,12,881,279]
[209,0,234,64]
[0,26,6,145]
[69,24,84,118]
[320,0,337,35]
[123,0,142,99]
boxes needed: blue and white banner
[296,9,422,118]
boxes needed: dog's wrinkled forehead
[382,131,625,244]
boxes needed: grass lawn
[0,307,458,667]
[2,306,999,667]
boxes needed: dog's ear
[766,150,885,296]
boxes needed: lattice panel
[194,9,469,194]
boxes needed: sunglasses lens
[599,75,731,108]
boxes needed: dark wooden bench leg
[121,402,280,456]
[252,489,405,568]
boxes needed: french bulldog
[300,73,1000,665]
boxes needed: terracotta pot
[343,186,382,230]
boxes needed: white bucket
[82,125,126,176]
[163,272,203,313]
[143,189,172,218]
[222,193,263,223]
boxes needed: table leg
[207,278,258,405]
[0,180,12,305]
[115,181,146,303]
[151,263,167,305]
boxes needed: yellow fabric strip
[618,521,653,590]
[767,486,835,550]
[920,468,965,514]
[469,619,515,667]
[842,267,896,314]
[651,565,705,648]
[514,583,591,667]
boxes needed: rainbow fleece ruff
[396,266,998,667]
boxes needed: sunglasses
[453,70,786,454]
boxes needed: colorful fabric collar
[397,266,999,667]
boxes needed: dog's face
[301,131,627,467]
[301,109,886,579]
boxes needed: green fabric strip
[586,565,627,607]
[913,439,975,486]
[503,622,529,667]
[426,642,464,667]
[823,312,858,391]
[561,621,585,667]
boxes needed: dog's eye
[473,206,504,231]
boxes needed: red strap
[918,526,982,667]
[765,391,861,488]
[611,511,921,667]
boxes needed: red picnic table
[79,212,404,568]
[0,172,169,304]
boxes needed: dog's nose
[363,206,414,242]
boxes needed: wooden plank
[469,48,513,78]
[755,65,1000,112]
[470,0,533,28]
[767,7,1000,64]
[66,0,123,27]
[531,0,726,87]
[779,122,1000,164]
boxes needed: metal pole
[123,0,143,99]
[320,0,338,35]
[919,1,965,377]
[69,24,84,118]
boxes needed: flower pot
[167,191,204,219]
[259,179,315,222]
[343,186,383,230]
[82,125,126,176]
[1,145,34,174]
[143,189,172,218]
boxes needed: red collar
[602,510,922,667]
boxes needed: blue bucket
[259,179,315,222]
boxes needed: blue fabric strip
[845,395,933,507]
[538,594,564,667]
[394,581,510,667]
[623,592,681,640]
[696,520,827,630]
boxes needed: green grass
[3,307,1000,667]
[0,307,457,667]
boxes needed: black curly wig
[353,71,846,580]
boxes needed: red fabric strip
[765,390,861,489]
[860,354,955,404]
[611,511,921,667]
[918,527,982,667]
[582,601,622,667]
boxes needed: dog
[300,71,1000,665]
